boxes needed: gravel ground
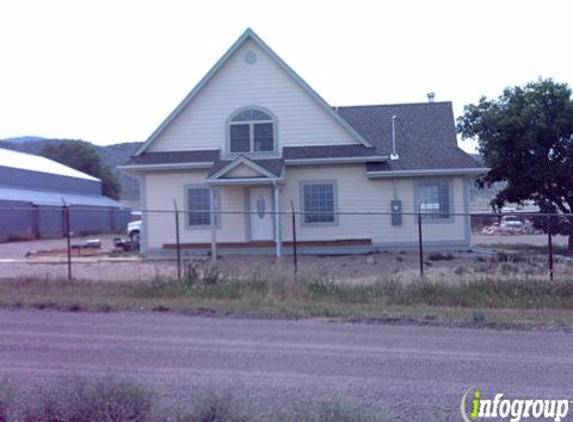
[1,310,572,421]
[0,234,570,282]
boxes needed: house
[121,29,484,256]
[0,147,130,241]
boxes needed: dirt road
[0,310,572,421]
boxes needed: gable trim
[366,168,488,179]
[208,155,279,180]
[135,28,372,156]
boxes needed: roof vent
[390,115,399,160]
[427,92,435,103]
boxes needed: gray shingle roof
[125,150,219,166]
[337,102,482,171]
[283,145,379,160]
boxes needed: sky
[0,0,572,154]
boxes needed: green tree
[40,140,121,200]
[457,78,573,250]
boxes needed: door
[249,187,274,241]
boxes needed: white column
[210,186,217,263]
[274,182,282,258]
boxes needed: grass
[0,375,387,422]
[476,242,572,255]
[2,271,573,328]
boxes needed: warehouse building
[0,148,130,241]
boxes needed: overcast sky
[1,0,571,153]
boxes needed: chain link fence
[0,205,571,282]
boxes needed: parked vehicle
[127,220,141,242]
[500,215,524,230]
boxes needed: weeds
[0,375,388,422]
[428,253,454,261]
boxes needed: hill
[0,137,143,205]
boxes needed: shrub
[184,262,227,286]
[428,253,454,261]
[23,375,153,422]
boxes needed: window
[301,181,337,225]
[417,180,451,220]
[187,187,212,226]
[229,108,275,154]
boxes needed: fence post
[290,200,298,276]
[173,199,181,280]
[547,216,554,281]
[210,187,217,264]
[62,199,72,282]
[418,204,424,277]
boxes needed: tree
[40,140,122,200]
[457,78,573,250]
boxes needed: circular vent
[244,51,257,65]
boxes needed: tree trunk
[569,216,573,253]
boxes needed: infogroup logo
[461,387,570,422]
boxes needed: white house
[121,29,484,256]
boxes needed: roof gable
[208,155,283,180]
[136,28,371,155]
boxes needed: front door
[249,187,274,241]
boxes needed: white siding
[278,165,468,246]
[143,166,469,250]
[145,171,247,248]
[148,39,359,153]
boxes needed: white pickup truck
[127,220,141,242]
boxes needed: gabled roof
[0,185,124,208]
[0,148,99,181]
[135,28,372,156]
[122,102,484,174]
[122,150,219,167]
[283,145,383,160]
[207,156,284,179]
[337,102,482,171]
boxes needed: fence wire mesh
[0,205,571,282]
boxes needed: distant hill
[2,136,48,144]
[0,137,143,205]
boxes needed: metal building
[0,148,130,241]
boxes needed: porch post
[210,186,217,263]
[273,181,282,258]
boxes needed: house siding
[279,164,468,247]
[143,165,470,251]
[147,39,359,154]
[145,170,248,248]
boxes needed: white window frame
[226,106,278,157]
[300,180,338,227]
[414,178,454,223]
[185,185,220,229]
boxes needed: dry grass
[2,257,573,328]
[0,375,386,422]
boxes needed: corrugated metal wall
[0,200,36,241]
[0,201,131,241]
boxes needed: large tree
[40,140,121,200]
[457,78,573,250]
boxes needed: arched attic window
[228,108,276,154]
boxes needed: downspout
[273,180,282,258]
